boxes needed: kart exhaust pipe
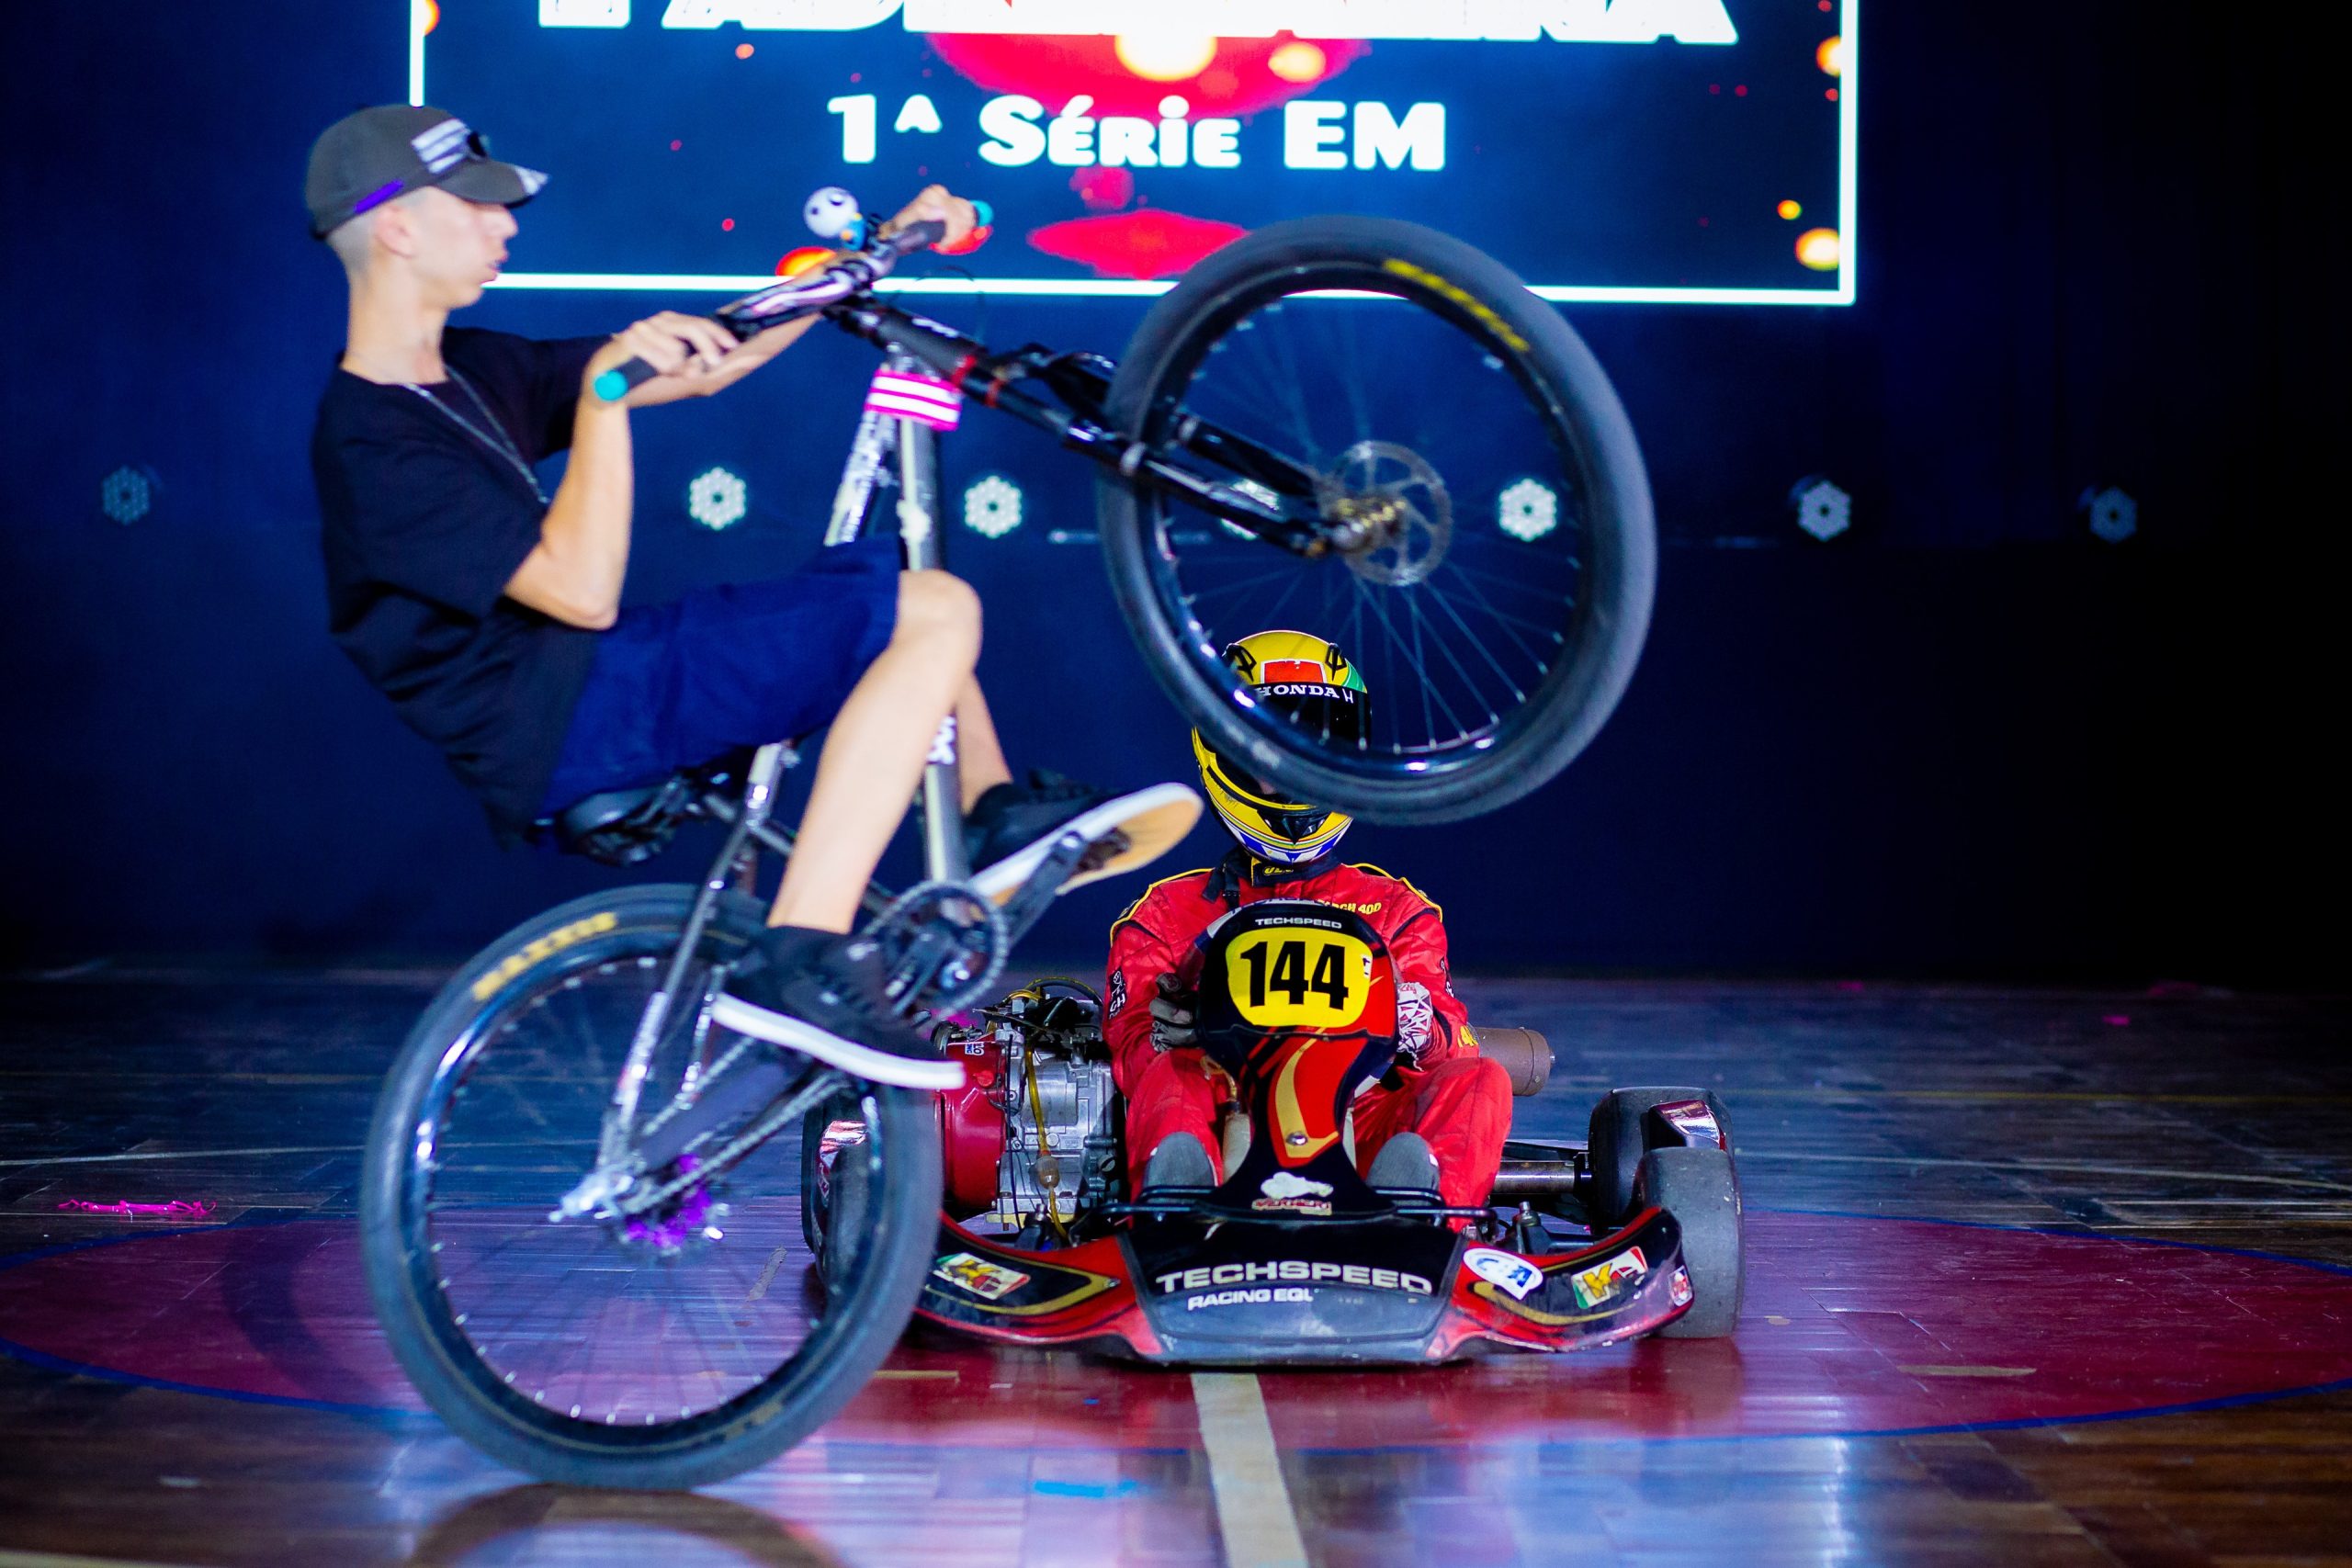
[1476,1026,1553,1098]
[1489,1160,1583,1200]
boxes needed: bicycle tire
[1098,216,1657,824]
[360,885,940,1490]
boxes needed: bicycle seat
[538,750,758,865]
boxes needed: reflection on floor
[2,969,2347,1566]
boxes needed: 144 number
[1238,939,1351,1012]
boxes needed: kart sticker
[1568,1245,1649,1310]
[1656,1099,1726,1150]
[1253,1170,1334,1215]
[1152,1260,1433,1294]
[1668,1265,1694,1308]
[1462,1247,1544,1302]
[1186,1286,1314,1311]
[933,1252,1031,1301]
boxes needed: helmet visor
[1249,680,1367,752]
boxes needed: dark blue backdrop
[2,3,2341,982]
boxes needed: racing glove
[1396,980,1435,1068]
[1149,973,1199,1052]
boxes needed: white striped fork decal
[865,369,964,430]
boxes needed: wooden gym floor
[0,968,2346,1567]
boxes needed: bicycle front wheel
[1099,217,1657,823]
[360,886,940,1490]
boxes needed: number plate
[1225,930,1376,1030]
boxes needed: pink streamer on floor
[56,1199,217,1219]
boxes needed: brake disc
[1323,439,1453,587]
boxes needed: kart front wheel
[1637,1145,1745,1338]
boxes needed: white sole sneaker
[967,783,1203,904]
[708,993,967,1091]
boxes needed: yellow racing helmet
[1192,630,1368,867]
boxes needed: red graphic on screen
[924,32,1367,119]
[925,31,1367,277]
[1069,166,1136,212]
[1028,210,1248,279]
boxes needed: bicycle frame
[576,352,981,1203]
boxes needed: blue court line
[0,1212,423,1422]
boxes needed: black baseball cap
[304,105,547,239]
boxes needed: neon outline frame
[409,0,1858,307]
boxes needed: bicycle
[360,192,1657,1488]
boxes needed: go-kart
[806,899,1744,1363]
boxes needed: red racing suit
[1104,851,1511,1209]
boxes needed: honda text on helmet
[1192,630,1367,866]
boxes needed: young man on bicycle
[307,105,1196,1075]
[1102,630,1512,1208]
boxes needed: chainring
[865,879,1009,1016]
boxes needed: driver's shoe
[967,771,1201,904]
[1365,1132,1442,1195]
[709,926,965,1091]
[1138,1134,1217,1196]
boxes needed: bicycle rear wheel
[1099,217,1656,823]
[360,886,939,1489]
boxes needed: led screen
[415,0,1856,302]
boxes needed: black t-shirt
[312,327,607,843]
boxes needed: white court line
[1192,1371,1308,1568]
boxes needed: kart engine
[934,982,1122,1234]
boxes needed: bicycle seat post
[888,360,970,886]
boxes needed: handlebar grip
[592,356,660,403]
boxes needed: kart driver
[306,105,1197,1076]
[1103,631,1512,1208]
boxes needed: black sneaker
[965,771,1201,904]
[708,927,966,1090]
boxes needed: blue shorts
[538,536,901,817]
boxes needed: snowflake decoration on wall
[100,465,156,525]
[685,467,749,531]
[2083,486,2137,545]
[1497,478,1558,542]
[962,473,1023,538]
[1792,477,1851,541]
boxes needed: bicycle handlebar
[589,201,990,403]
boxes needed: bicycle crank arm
[993,829,1095,950]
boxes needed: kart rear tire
[1635,1145,1745,1338]
[1587,1086,1732,1230]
